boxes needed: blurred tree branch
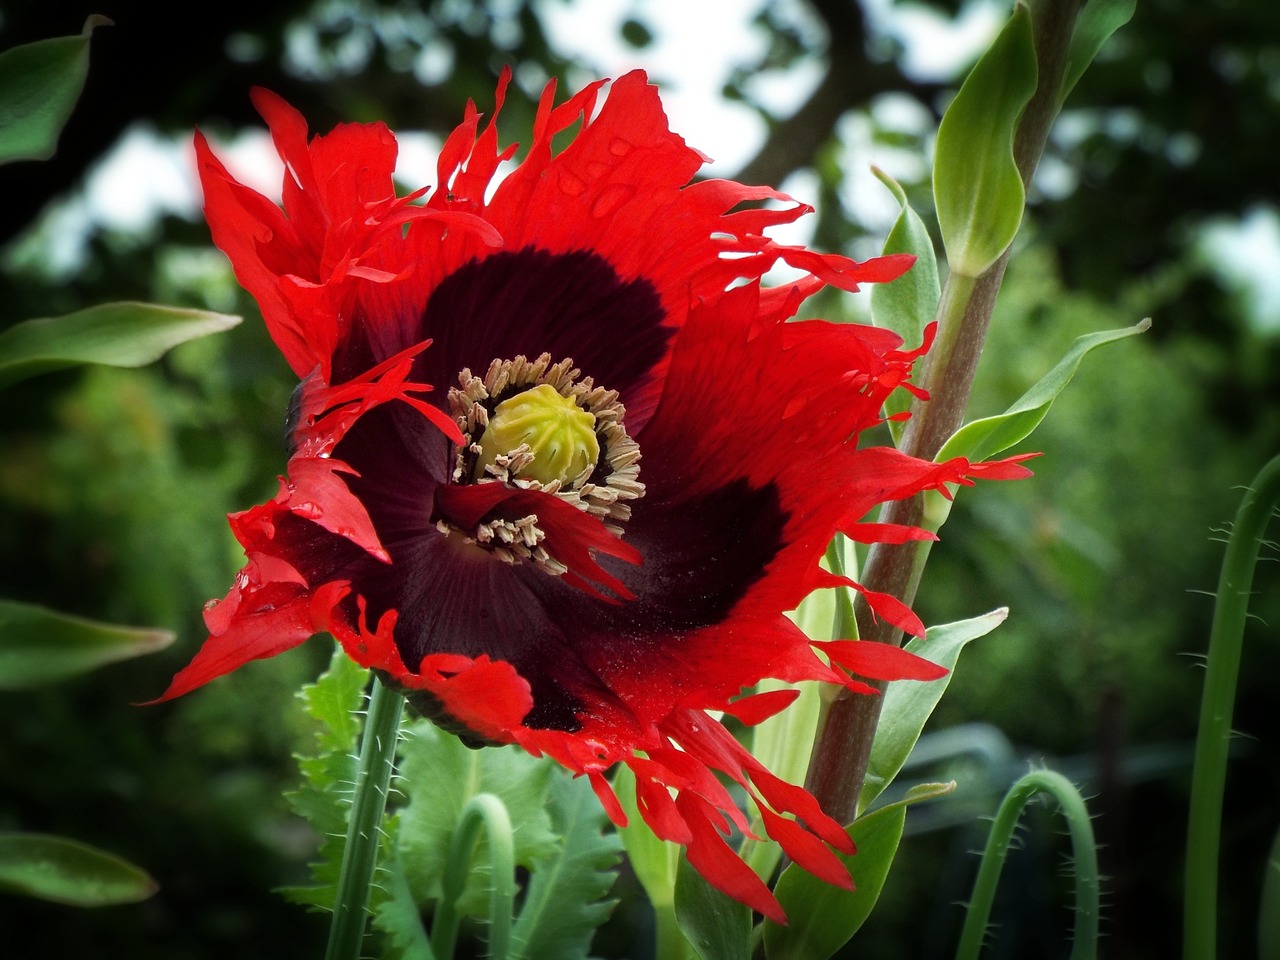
[733,0,943,188]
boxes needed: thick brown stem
[804,0,1083,826]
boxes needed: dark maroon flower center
[434,352,644,578]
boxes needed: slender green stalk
[430,793,516,960]
[1183,453,1280,960]
[956,769,1099,960]
[324,677,406,960]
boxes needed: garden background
[1,0,1277,957]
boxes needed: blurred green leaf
[1061,0,1137,104]
[0,598,173,690]
[0,16,110,165]
[674,852,752,960]
[933,4,1037,277]
[508,772,621,960]
[1260,826,1280,960]
[860,610,1008,814]
[764,782,954,960]
[935,318,1150,465]
[0,302,241,390]
[0,832,157,906]
[870,167,940,439]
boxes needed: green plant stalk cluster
[325,678,406,960]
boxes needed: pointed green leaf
[0,833,157,906]
[933,4,1038,277]
[1061,0,1136,104]
[0,302,241,390]
[935,318,1150,466]
[870,168,940,442]
[674,853,753,960]
[396,721,560,916]
[764,783,955,960]
[860,610,1008,813]
[508,773,622,960]
[0,17,110,165]
[870,167,940,406]
[0,598,173,689]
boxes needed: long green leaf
[870,168,942,440]
[674,853,753,960]
[764,782,955,960]
[935,319,1149,465]
[859,610,1008,814]
[0,833,157,906]
[0,17,109,165]
[1060,0,1137,104]
[870,167,940,354]
[0,302,241,389]
[0,598,173,690]
[933,4,1038,277]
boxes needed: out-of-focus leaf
[934,319,1150,466]
[933,4,1037,277]
[0,302,241,389]
[1260,825,1280,960]
[763,782,955,960]
[859,611,1007,814]
[0,16,110,165]
[0,598,173,690]
[674,853,752,960]
[0,833,157,906]
[1061,0,1137,103]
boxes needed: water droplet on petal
[558,169,587,197]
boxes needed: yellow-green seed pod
[474,383,599,485]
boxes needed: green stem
[805,0,1084,829]
[430,793,516,960]
[324,676,406,960]
[956,769,1099,960]
[1183,453,1280,960]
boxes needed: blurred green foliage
[1,1,1277,958]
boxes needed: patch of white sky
[11,0,1280,332]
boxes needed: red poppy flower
[156,69,1033,921]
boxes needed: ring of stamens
[438,353,643,575]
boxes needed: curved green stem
[1183,453,1280,960]
[430,793,516,960]
[324,676,406,960]
[956,769,1099,960]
